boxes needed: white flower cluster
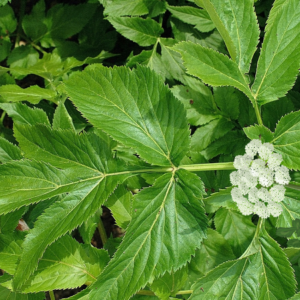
[230,139,290,219]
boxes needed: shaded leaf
[107,16,163,46]
[214,208,256,256]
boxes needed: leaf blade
[65,65,190,166]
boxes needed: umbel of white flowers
[230,139,291,219]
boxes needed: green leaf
[251,0,300,104]
[0,84,57,104]
[272,111,300,170]
[159,38,186,83]
[189,226,296,299]
[214,208,256,256]
[22,0,47,41]
[243,124,274,142]
[0,274,45,300]
[0,231,25,274]
[11,129,129,290]
[106,185,132,229]
[191,117,234,152]
[170,78,218,126]
[150,266,188,300]
[7,46,39,79]
[277,186,300,227]
[52,102,75,130]
[104,0,149,16]
[0,137,22,163]
[78,209,102,244]
[39,3,96,46]
[65,65,190,167]
[201,0,259,73]
[0,36,11,62]
[85,170,207,300]
[262,96,294,131]
[170,18,226,54]
[0,103,50,126]
[0,208,26,233]
[0,4,17,34]
[107,16,163,46]
[200,130,248,160]
[21,235,110,292]
[167,5,215,32]
[187,229,235,285]
[213,86,240,120]
[204,187,237,213]
[172,42,253,100]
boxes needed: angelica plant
[0,0,300,300]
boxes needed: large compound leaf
[189,226,296,299]
[107,17,163,46]
[172,42,253,100]
[251,0,300,104]
[272,111,300,170]
[65,65,190,167]
[80,170,207,300]
[4,128,130,290]
[201,0,259,74]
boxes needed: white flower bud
[240,170,258,188]
[230,171,240,186]
[250,159,265,177]
[269,184,285,203]
[257,187,272,202]
[254,202,271,219]
[258,168,274,187]
[248,187,259,203]
[274,165,291,185]
[268,201,283,217]
[233,155,252,170]
[237,200,254,216]
[231,187,244,203]
[258,143,274,161]
[245,139,262,158]
[267,153,283,170]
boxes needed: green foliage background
[1,0,300,299]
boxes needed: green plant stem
[49,291,55,300]
[97,217,107,245]
[180,162,235,172]
[137,289,193,296]
[253,101,263,126]
[15,0,26,47]
[111,162,235,177]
